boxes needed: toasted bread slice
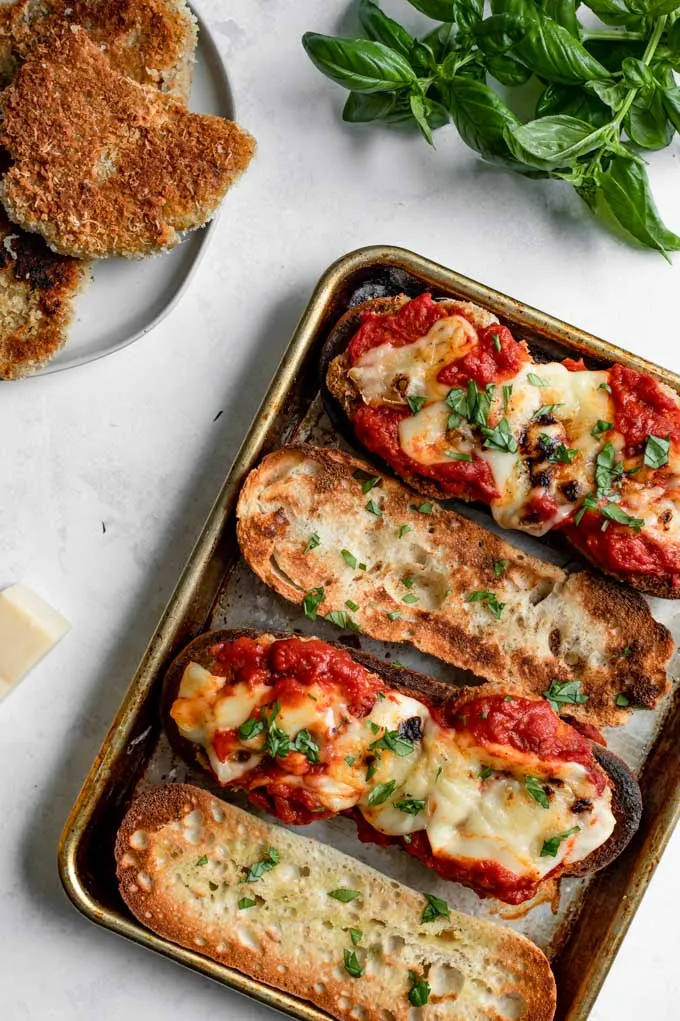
[0,26,255,259]
[161,628,642,891]
[4,0,197,100]
[0,211,88,378]
[236,446,673,727]
[116,783,557,1021]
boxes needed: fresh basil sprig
[302,0,680,253]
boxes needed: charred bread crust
[235,445,672,725]
[162,628,642,885]
[323,295,680,598]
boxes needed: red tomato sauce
[524,492,561,523]
[353,404,499,502]
[437,324,528,387]
[610,363,680,449]
[347,293,447,364]
[563,512,680,581]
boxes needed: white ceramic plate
[37,7,234,376]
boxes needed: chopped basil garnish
[599,382,612,393]
[343,949,364,978]
[402,576,415,588]
[540,826,580,858]
[394,796,425,814]
[402,593,419,604]
[263,703,290,759]
[644,434,670,470]
[421,892,450,923]
[491,332,501,352]
[368,721,380,734]
[292,728,321,763]
[350,928,363,946]
[238,716,265,741]
[367,779,397,806]
[599,503,644,531]
[326,609,360,631]
[341,549,358,569]
[412,502,433,514]
[543,438,578,464]
[359,562,367,571]
[345,754,356,766]
[445,450,473,461]
[406,395,427,415]
[502,384,513,412]
[398,524,411,538]
[365,499,382,515]
[365,758,379,780]
[574,492,598,526]
[543,679,589,714]
[494,559,508,578]
[404,834,412,844]
[196,855,208,866]
[345,599,359,612]
[525,775,549,809]
[466,590,504,619]
[304,532,320,552]
[303,586,325,620]
[591,419,613,437]
[615,693,630,707]
[479,765,493,780]
[503,695,514,702]
[595,441,623,497]
[238,897,256,909]
[245,847,280,883]
[387,610,402,621]
[408,971,428,1004]
[481,417,518,454]
[534,403,563,420]
[328,888,360,902]
[353,469,381,494]
[370,730,414,757]
[528,372,548,387]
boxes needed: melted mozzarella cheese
[348,315,479,407]
[172,654,616,883]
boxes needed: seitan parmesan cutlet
[0,211,88,379]
[0,25,256,260]
[0,0,197,99]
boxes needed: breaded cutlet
[1,0,197,99]
[0,26,256,260]
[0,211,88,379]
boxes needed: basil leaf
[343,91,398,123]
[492,0,611,83]
[406,0,457,18]
[505,115,611,169]
[615,692,630,707]
[353,469,381,493]
[599,502,645,530]
[466,589,505,619]
[238,897,256,909]
[406,394,427,414]
[367,779,398,805]
[303,586,325,620]
[370,729,415,757]
[536,84,611,128]
[486,51,533,86]
[480,417,518,453]
[302,34,417,93]
[329,888,361,902]
[408,973,431,1007]
[305,532,321,552]
[525,775,550,809]
[625,91,674,151]
[239,716,265,741]
[662,86,680,134]
[494,559,508,578]
[626,0,680,13]
[293,728,321,763]
[445,76,523,163]
[598,156,680,256]
[350,928,363,945]
[421,892,451,922]
[245,847,280,883]
[410,93,436,146]
[644,434,670,469]
[590,80,629,112]
[395,796,426,814]
[540,826,580,857]
[542,0,581,36]
[455,0,485,31]
[621,56,656,92]
[358,0,415,58]
[580,0,643,25]
[543,679,589,713]
[421,22,458,62]
[343,949,364,978]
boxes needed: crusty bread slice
[0,26,255,259]
[116,784,557,1021]
[0,210,89,378]
[3,0,197,100]
[236,445,672,728]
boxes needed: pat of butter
[0,584,70,701]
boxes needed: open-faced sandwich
[323,292,680,597]
[162,630,642,907]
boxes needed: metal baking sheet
[59,246,680,1021]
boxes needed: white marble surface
[1,0,679,1017]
